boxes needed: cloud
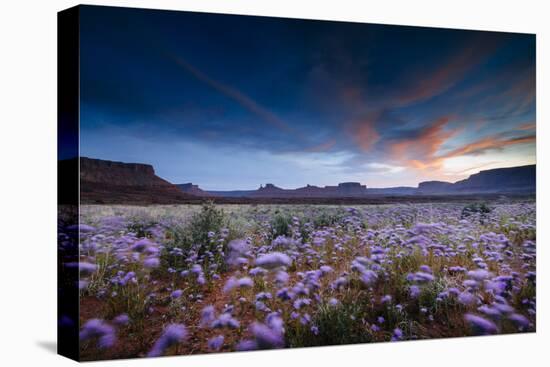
[348,114,381,152]
[516,122,536,131]
[388,116,458,169]
[396,37,500,106]
[458,63,535,122]
[366,162,405,174]
[442,134,535,159]
[168,54,301,137]
[305,139,337,152]
[450,161,501,175]
[409,132,534,172]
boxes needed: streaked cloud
[79,7,535,188]
[388,116,458,170]
[169,54,301,137]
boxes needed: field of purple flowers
[69,201,536,360]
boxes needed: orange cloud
[442,134,535,159]
[516,122,536,131]
[350,117,380,152]
[387,114,535,172]
[389,116,458,170]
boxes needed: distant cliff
[417,165,535,194]
[81,157,165,186]
[76,157,199,204]
[417,181,454,194]
[249,182,368,198]
[452,165,535,193]
[205,165,535,198]
[176,183,215,197]
[73,157,535,203]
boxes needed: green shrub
[188,201,225,253]
[161,202,226,270]
[127,219,158,238]
[461,203,492,223]
[313,211,343,228]
[271,212,292,238]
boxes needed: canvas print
[58,5,536,361]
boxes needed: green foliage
[189,201,225,250]
[106,281,152,333]
[461,202,492,223]
[313,211,343,228]
[286,300,373,347]
[162,201,226,270]
[270,212,292,238]
[127,219,158,238]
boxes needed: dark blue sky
[79,5,535,189]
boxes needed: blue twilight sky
[79,6,535,190]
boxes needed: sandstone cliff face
[417,165,535,194]
[76,157,199,204]
[80,157,168,186]
[417,181,454,193]
[249,182,368,198]
[452,165,535,192]
[176,183,215,197]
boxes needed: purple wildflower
[419,265,432,273]
[331,276,348,290]
[236,339,258,351]
[360,270,378,286]
[508,313,530,329]
[293,298,311,310]
[237,277,254,288]
[464,314,498,335]
[131,238,152,253]
[391,328,403,341]
[143,256,160,268]
[249,267,267,277]
[409,285,421,298]
[223,277,238,293]
[200,305,216,328]
[147,324,188,357]
[255,252,292,269]
[171,289,183,299]
[212,313,240,329]
[207,335,224,351]
[251,322,285,349]
[276,287,293,301]
[467,269,492,281]
[113,314,129,326]
[79,319,116,349]
[458,291,479,306]
[226,239,250,267]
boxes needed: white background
[0,0,547,366]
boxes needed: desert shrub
[313,211,343,228]
[161,202,226,270]
[270,212,292,238]
[461,203,492,223]
[417,278,448,313]
[127,219,158,238]
[188,201,225,248]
